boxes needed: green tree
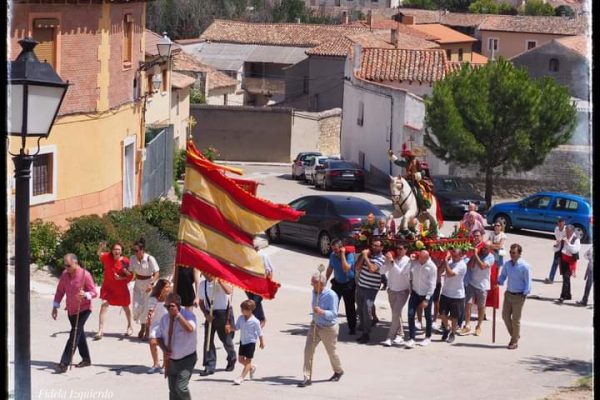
[520,0,555,16]
[423,58,577,207]
[554,5,575,17]
[498,2,518,15]
[468,0,498,13]
[401,0,439,10]
[272,0,308,22]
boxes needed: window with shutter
[32,19,58,68]
[32,153,52,196]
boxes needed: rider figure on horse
[388,144,433,212]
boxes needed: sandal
[124,327,133,337]
[93,332,103,341]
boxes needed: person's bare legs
[123,306,133,335]
[149,338,160,367]
[95,301,109,339]
[464,303,472,328]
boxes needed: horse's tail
[433,195,444,228]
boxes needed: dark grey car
[266,195,385,256]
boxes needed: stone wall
[452,146,592,199]
[317,108,342,156]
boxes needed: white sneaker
[381,338,392,347]
[392,336,405,346]
[415,321,422,330]
[418,338,431,347]
[249,365,257,379]
[432,321,439,330]
[404,339,415,349]
[233,377,243,385]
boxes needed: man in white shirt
[156,293,197,400]
[246,238,274,328]
[380,243,411,347]
[545,218,566,284]
[439,249,467,344]
[405,250,437,349]
[557,224,580,303]
[460,241,495,337]
[197,276,236,376]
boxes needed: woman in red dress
[94,241,134,340]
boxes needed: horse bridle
[391,182,415,214]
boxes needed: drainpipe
[389,94,394,175]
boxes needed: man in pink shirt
[52,253,98,372]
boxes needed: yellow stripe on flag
[177,216,266,276]
[184,167,279,234]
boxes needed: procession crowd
[50,209,593,399]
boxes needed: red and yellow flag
[175,141,303,299]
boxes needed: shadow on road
[280,323,309,336]
[526,295,586,308]
[450,343,508,349]
[255,375,310,385]
[519,355,592,376]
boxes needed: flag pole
[165,263,180,378]
[308,264,325,382]
[492,307,496,343]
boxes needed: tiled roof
[306,29,438,57]
[145,29,182,56]
[357,48,450,84]
[395,8,492,27]
[199,19,368,47]
[349,19,438,40]
[478,15,587,35]
[171,71,196,89]
[172,52,237,91]
[410,23,477,43]
[470,52,489,64]
[554,35,589,59]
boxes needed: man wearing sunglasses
[497,243,532,350]
[156,293,197,399]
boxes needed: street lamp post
[8,37,69,400]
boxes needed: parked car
[304,155,341,184]
[291,151,322,180]
[432,176,488,219]
[266,195,385,256]
[486,192,592,242]
[313,160,365,191]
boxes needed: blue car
[486,192,592,243]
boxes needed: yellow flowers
[415,240,425,249]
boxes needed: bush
[569,163,591,197]
[140,199,181,243]
[202,146,220,161]
[520,0,555,15]
[189,88,206,104]
[30,219,61,268]
[174,148,187,180]
[55,214,111,284]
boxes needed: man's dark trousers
[331,278,357,332]
[202,310,236,371]
[167,352,197,400]
[60,309,91,366]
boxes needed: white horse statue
[389,175,440,233]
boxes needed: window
[357,101,364,126]
[446,49,452,60]
[526,40,537,50]
[147,73,154,96]
[458,48,463,62]
[552,197,579,211]
[30,145,57,205]
[162,69,168,92]
[123,14,133,66]
[32,18,58,69]
[176,92,180,116]
[549,58,559,72]
[488,38,498,52]
[522,195,551,209]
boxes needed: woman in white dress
[488,222,507,267]
[130,238,160,340]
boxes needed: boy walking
[232,300,265,385]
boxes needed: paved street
[9,164,593,399]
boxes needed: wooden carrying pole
[165,263,180,378]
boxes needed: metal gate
[142,126,174,204]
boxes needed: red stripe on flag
[186,154,303,222]
[176,242,280,299]
[180,193,253,246]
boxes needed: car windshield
[333,200,381,216]
[329,161,355,169]
[300,153,320,161]
[435,178,462,191]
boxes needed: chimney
[391,26,399,48]
[352,44,362,73]
[367,10,373,29]
[342,10,349,25]
[403,15,415,25]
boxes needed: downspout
[389,95,394,175]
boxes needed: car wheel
[291,171,297,180]
[494,214,512,230]
[324,179,332,191]
[266,225,281,243]
[318,231,332,256]
[573,224,588,243]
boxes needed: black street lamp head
[8,37,69,145]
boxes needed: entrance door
[123,136,136,208]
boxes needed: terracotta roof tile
[478,15,587,35]
[349,20,438,40]
[171,71,196,89]
[145,29,182,56]
[200,19,368,47]
[172,52,237,91]
[357,48,450,83]
[395,8,492,27]
[555,35,590,58]
[470,52,489,64]
[410,23,477,43]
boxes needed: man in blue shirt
[326,239,357,335]
[298,272,343,387]
[497,243,532,350]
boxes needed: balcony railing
[242,76,285,95]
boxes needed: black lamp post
[7,37,68,400]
